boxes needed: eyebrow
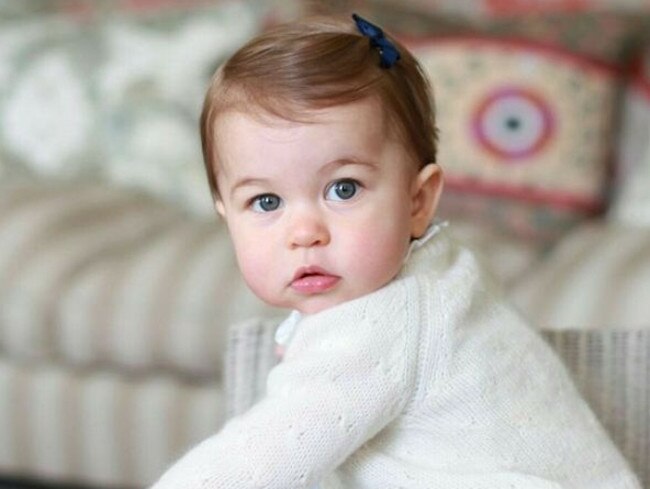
[319,157,378,175]
[229,158,378,195]
[230,177,270,196]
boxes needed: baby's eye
[251,194,282,212]
[325,179,360,201]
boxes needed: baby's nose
[287,210,330,248]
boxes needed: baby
[151,14,640,489]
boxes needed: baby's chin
[295,301,339,316]
[282,293,353,316]
[290,285,390,315]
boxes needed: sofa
[0,0,649,488]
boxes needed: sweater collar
[403,219,448,264]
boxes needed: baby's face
[214,99,437,314]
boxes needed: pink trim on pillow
[444,175,605,213]
[401,35,623,74]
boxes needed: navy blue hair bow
[352,13,401,69]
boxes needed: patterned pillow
[609,45,650,226]
[408,34,620,242]
[0,1,291,217]
[324,5,650,242]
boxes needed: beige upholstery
[0,182,279,488]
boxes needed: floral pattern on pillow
[96,2,263,215]
[0,17,99,178]
[0,1,277,216]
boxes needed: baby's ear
[410,163,443,238]
[215,199,226,217]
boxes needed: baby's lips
[290,273,340,294]
[292,264,333,282]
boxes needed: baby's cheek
[234,246,277,303]
[346,229,408,291]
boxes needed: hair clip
[352,13,401,69]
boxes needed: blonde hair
[200,15,438,200]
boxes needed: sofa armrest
[542,329,649,487]
[224,317,280,419]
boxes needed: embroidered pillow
[408,34,619,242]
[0,1,286,217]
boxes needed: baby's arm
[150,278,419,489]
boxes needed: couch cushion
[0,181,279,378]
[0,357,224,488]
[446,218,546,287]
[511,221,650,329]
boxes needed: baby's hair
[200,14,438,200]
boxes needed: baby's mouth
[291,266,340,294]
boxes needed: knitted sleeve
[150,277,422,489]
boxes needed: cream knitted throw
[151,229,640,488]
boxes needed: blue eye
[251,194,282,212]
[326,179,360,201]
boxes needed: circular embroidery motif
[472,86,555,161]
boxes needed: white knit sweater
[151,227,641,489]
